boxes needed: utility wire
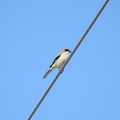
[28,0,109,119]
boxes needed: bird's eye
[65,49,71,53]
[65,49,69,51]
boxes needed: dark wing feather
[49,54,61,68]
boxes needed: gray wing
[49,54,61,68]
[43,69,52,79]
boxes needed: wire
[27,0,110,119]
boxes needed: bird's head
[64,48,71,53]
[60,48,71,54]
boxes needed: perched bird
[43,48,71,79]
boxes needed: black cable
[28,0,110,119]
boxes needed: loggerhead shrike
[43,48,71,79]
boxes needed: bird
[43,48,71,79]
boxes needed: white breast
[56,52,69,68]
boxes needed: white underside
[50,52,69,70]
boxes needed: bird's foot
[59,68,64,74]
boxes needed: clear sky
[0,0,120,120]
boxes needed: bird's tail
[43,69,52,79]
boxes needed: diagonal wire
[28,0,110,120]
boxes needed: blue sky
[0,0,120,120]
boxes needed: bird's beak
[69,50,71,53]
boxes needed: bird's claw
[59,69,64,74]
